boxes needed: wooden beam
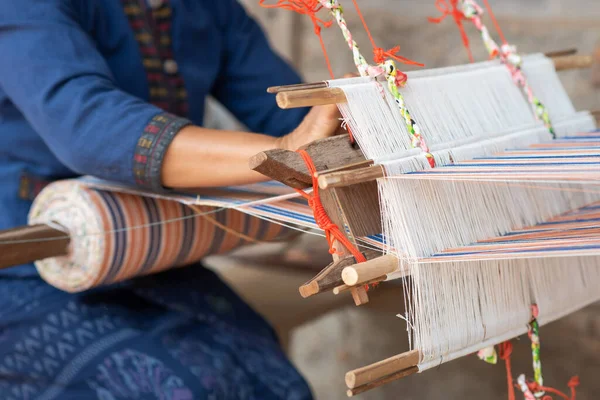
[249,135,366,188]
[273,53,596,109]
[0,224,70,269]
[345,349,421,389]
[318,165,385,190]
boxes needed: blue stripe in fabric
[173,204,194,266]
[432,244,600,257]
[140,196,162,274]
[96,191,126,284]
[474,155,600,160]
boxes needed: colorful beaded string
[429,0,556,139]
[318,0,435,166]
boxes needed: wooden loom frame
[250,49,600,396]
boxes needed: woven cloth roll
[28,180,290,292]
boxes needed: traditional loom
[0,0,599,398]
[250,0,600,398]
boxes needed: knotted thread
[295,150,366,264]
[349,0,424,77]
[428,0,474,62]
[498,341,516,400]
[259,0,335,78]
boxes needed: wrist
[276,131,300,152]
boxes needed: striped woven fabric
[29,180,292,292]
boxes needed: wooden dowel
[593,110,600,125]
[318,165,385,189]
[276,87,347,109]
[0,224,70,269]
[315,159,374,176]
[350,286,369,306]
[268,49,578,95]
[345,349,421,389]
[346,366,419,397]
[273,54,595,109]
[341,255,398,286]
[333,275,387,294]
[267,81,328,94]
[553,54,593,71]
[544,48,577,58]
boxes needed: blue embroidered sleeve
[210,0,310,137]
[0,0,189,191]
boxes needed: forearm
[161,125,286,188]
[161,103,341,189]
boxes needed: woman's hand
[277,104,342,151]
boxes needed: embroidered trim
[18,172,53,201]
[133,113,191,190]
[121,0,189,117]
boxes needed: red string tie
[295,150,367,264]
[260,0,335,78]
[498,341,516,400]
[428,0,474,63]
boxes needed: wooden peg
[341,255,399,286]
[553,54,593,71]
[346,366,419,397]
[592,43,600,87]
[333,275,387,294]
[345,349,421,389]
[298,249,381,298]
[0,224,70,269]
[544,48,577,58]
[276,87,346,109]
[267,81,328,94]
[350,286,369,306]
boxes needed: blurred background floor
[206,1,600,398]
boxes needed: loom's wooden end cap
[345,371,358,390]
[592,42,600,87]
[299,281,320,298]
[341,266,360,286]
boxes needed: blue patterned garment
[0,0,313,398]
[0,266,313,400]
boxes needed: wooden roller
[0,224,70,269]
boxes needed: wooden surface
[249,135,366,189]
[0,224,70,269]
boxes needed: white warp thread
[329,54,600,370]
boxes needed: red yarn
[498,341,516,400]
[428,0,474,63]
[568,376,580,400]
[526,377,579,400]
[349,0,424,69]
[259,0,335,78]
[482,0,507,45]
[295,150,367,264]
